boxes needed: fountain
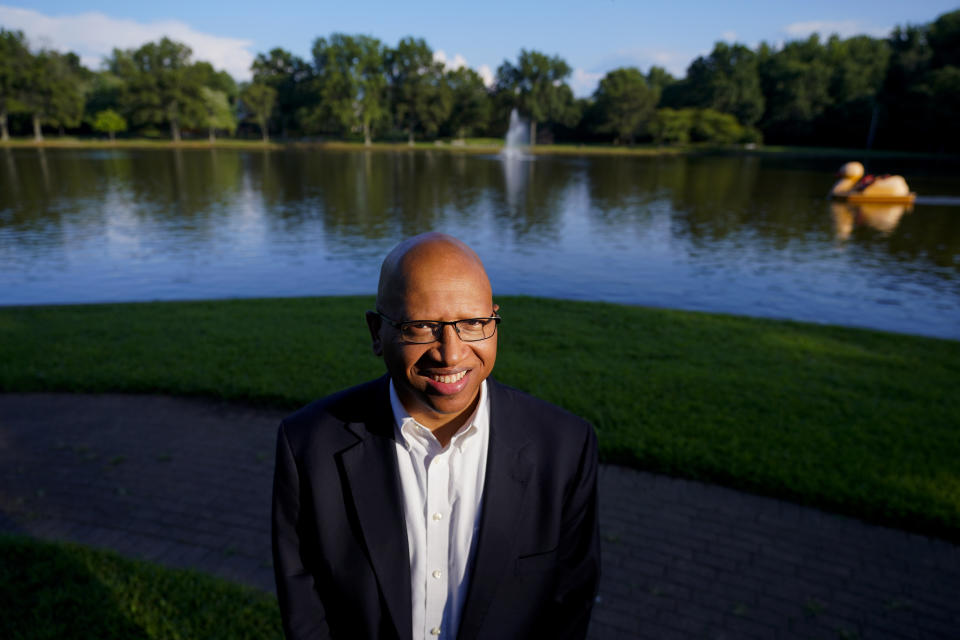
[501,108,529,159]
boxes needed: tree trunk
[209,127,216,143]
[408,130,414,146]
[260,118,269,143]
[171,119,181,142]
[108,131,115,142]
[0,110,8,141]
[32,114,43,142]
[865,103,879,150]
[364,120,372,146]
[529,120,537,147]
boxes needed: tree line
[1,8,958,151]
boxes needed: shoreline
[3,136,955,160]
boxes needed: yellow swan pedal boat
[829,161,916,205]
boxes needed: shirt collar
[389,378,489,453]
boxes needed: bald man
[272,233,600,640]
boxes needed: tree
[200,87,236,142]
[240,82,277,142]
[684,42,764,127]
[22,50,85,141]
[650,108,693,144]
[251,48,314,138]
[757,35,832,144]
[495,49,578,145]
[444,67,491,140]
[820,35,890,147]
[645,66,676,96]
[0,29,30,141]
[310,34,389,144]
[92,108,127,141]
[927,9,960,69]
[110,38,205,141]
[593,67,658,144]
[386,37,451,144]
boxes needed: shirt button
[432,569,442,579]
[430,627,441,636]
[432,512,443,521]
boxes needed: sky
[2,1,957,97]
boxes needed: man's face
[370,247,498,430]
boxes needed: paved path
[1,393,957,639]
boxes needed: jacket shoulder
[280,376,391,446]
[488,379,593,437]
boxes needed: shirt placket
[424,446,450,638]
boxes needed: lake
[1,147,959,339]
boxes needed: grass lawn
[1,296,958,540]
[4,135,953,160]
[0,534,282,640]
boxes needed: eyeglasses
[375,311,501,344]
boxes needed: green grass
[1,296,958,539]
[0,534,282,640]
[5,135,955,159]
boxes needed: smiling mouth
[429,371,467,384]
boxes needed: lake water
[2,147,959,339]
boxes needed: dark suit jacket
[272,375,600,640]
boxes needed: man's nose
[433,323,466,362]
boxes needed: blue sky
[2,1,957,96]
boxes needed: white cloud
[721,31,738,42]
[0,5,255,79]
[594,47,695,78]
[433,49,495,87]
[570,68,604,98]
[476,64,494,88]
[433,49,467,70]
[783,20,891,40]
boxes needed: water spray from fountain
[501,109,529,159]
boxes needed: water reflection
[831,202,911,240]
[1,148,958,339]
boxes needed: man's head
[366,232,498,432]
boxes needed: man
[272,232,600,640]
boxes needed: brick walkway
[1,393,957,639]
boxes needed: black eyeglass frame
[373,311,501,344]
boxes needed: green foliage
[251,48,315,138]
[593,67,658,144]
[0,534,282,639]
[200,87,237,141]
[651,107,756,144]
[386,37,452,143]
[651,108,692,144]
[240,82,277,141]
[92,109,127,140]
[2,8,960,150]
[21,49,86,140]
[309,34,389,144]
[444,67,491,139]
[495,49,578,144]
[684,42,765,127]
[0,28,30,141]
[109,38,205,141]
[0,297,958,538]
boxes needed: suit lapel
[340,379,413,640]
[457,380,532,640]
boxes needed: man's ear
[493,303,499,314]
[365,310,383,356]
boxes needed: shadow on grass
[0,535,282,640]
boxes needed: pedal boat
[830,161,916,205]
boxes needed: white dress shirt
[390,379,490,640]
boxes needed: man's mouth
[430,371,467,384]
[422,369,471,395]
